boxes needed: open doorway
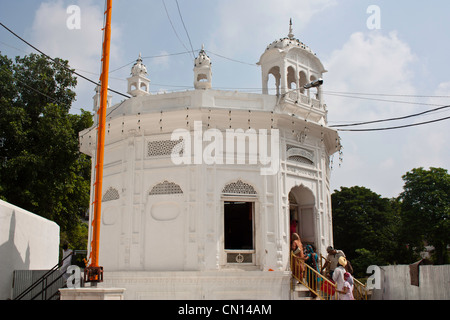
[289,186,315,247]
[224,201,255,264]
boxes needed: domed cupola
[193,45,212,90]
[127,53,150,97]
[257,19,326,98]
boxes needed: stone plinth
[96,270,291,300]
[59,287,125,300]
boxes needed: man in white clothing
[332,256,347,297]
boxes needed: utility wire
[323,92,444,107]
[208,50,258,67]
[330,105,450,128]
[162,0,194,59]
[336,115,450,132]
[324,90,450,99]
[109,50,195,73]
[175,0,196,59]
[0,22,130,99]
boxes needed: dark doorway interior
[224,201,253,250]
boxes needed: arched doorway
[289,185,316,247]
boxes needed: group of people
[291,233,355,300]
[322,246,354,300]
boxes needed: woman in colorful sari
[304,244,320,298]
[291,233,305,280]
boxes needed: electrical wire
[175,0,196,59]
[336,115,450,132]
[2,23,448,132]
[162,0,194,59]
[324,90,450,99]
[323,92,444,108]
[109,50,195,74]
[330,105,450,128]
[0,22,130,99]
[208,50,258,67]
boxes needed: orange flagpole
[85,0,112,283]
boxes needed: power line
[323,92,445,108]
[109,50,195,74]
[336,115,450,132]
[208,50,258,67]
[324,90,450,99]
[330,105,450,128]
[162,0,195,59]
[175,0,196,59]
[0,22,130,99]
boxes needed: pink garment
[340,281,354,300]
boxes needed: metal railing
[291,253,337,300]
[291,252,368,300]
[13,252,74,300]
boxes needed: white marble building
[79,22,341,299]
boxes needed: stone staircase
[291,282,318,300]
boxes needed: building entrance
[289,186,315,246]
[224,201,255,264]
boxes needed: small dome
[194,45,211,67]
[265,19,315,55]
[131,53,148,76]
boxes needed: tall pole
[85,0,112,283]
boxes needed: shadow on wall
[0,211,31,287]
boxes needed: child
[339,272,355,300]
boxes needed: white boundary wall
[372,264,450,300]
[0,200,60,299]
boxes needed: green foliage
[331,186,401,277]
[0,52,92,250]
[398,167,450,264]
[331,167,450,277]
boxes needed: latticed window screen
[147,139,184,157]
[288,155,314,165]
[102,187,120,202]
[222,180,257,195]
[286,144,314,165]
[149,180,183,195]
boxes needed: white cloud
[27,0,123,111]
[325,30,423,197]
[324,31,417,123]
[209,0,337,57]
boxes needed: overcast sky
[1,0,449,198]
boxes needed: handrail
[291,253,368,300]
[291,253,337,300]
[14,252,74,300]
[353,277,368,300]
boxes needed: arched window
[299,71,307,94]
[222,180,257,196]
[267,66,281,96]
[102,187,120,202]
[287,66,297,90]
[149,180,183,196]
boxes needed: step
[292,282,315,300]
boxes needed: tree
[0,52,92,245]
[398,167,450,264]
[331,186,400,277]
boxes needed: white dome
[194,45,211,67]
[131,53,148,76]
[265,20,315,55]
